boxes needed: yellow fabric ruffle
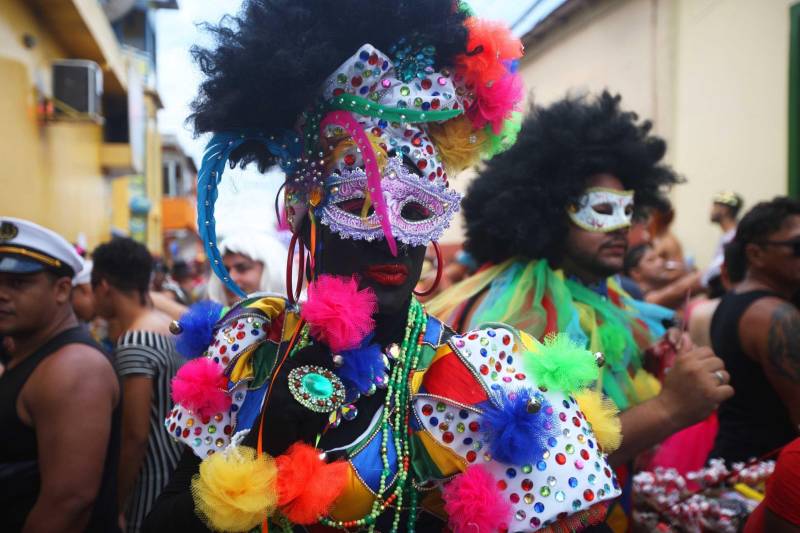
[631,368,662,403]
[575,389,622,453]
[427,115,487,174]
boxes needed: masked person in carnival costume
[145,2,628,532]
[428,93,734,531]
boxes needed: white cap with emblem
[0,217,84,277]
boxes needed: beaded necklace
[319,298,427,532]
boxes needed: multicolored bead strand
[319,299,427,532]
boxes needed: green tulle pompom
[483,111,523,157]
[598,322,628,369]
[524,333,599,393]
[458,0,476,17]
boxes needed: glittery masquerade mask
[285,43,466,255]
[567,187,634,233]
[318,156,461,247]
[198,18,524,297]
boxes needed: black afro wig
[190,0,468,168]
[462,91,682,264]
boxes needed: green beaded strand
[325,94,462,124]
[318,299,426,532]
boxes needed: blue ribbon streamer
[196,130,302,297]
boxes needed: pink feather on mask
[171,357,231,418]
[300,275,377,353]
[467,73,524,134]
[320,111,398,256]
[442,464,512,533]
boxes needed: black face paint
[312,224,426,318]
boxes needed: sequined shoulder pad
[165,295,291,458]
[411,324,622,531]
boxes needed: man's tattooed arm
[766,303,800,383]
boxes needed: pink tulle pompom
[442,465,512,533]
[467,73,524,134]
[300,275,377,353]
[171,357,231,418]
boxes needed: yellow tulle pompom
[191,446,278,532]
[632,369,662,403]
[575,390,622,453]
[427,116,487,174]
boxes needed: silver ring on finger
[713,370,726,386]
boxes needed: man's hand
[610,344,733,467]
[656,346,734,430]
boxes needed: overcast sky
[154,0,563,236]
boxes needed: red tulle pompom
[275,442,349,524]
[171,357,231,418]
[456,18,523,88]
[300,275,377,353]
[467,73,524,134]
[442,465,512,533]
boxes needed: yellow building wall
[519,0,662,130]
[0,0,111,249]
[514,0,793,269]
[146,96,164,253]
[111,177,131,232]
[0,57,48,225]
[0,0,64,101]
[670,0,794,268]
[41,122,109,248]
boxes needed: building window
[790,2,800,198]
[175,163,184,195]
[162,164,171,197]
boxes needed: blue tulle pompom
[174,300,225,359]
[479,388,558,465]
[335,335,387,395]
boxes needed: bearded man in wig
[429,92,735,531]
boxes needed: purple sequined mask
[317,156,460,247]
[285,43,470,250]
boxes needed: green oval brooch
[288,365,346,413]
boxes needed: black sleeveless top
[709,290,796,464]
[0,327,121,532]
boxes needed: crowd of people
[0,219,289,532]
[1,1,799,532]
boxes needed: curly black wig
[190,0,468,169]
[462,91,682,264]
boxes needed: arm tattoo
[766,303,800,382]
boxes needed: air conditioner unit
[52,59,103,120]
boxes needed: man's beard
[564,250,624,281]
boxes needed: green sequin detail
[303,372,333,398]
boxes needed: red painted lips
[363,263,409,286]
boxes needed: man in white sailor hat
[0,217,122,532]
[71,260,97,323]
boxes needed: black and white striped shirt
[114,330,184,533]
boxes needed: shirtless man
[0,217,120,532]
[709,197,800,465]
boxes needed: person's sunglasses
[758,239,800,256]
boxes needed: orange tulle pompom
[456,18,523,88]
[427,116,487,174]
[275,442,349,524]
